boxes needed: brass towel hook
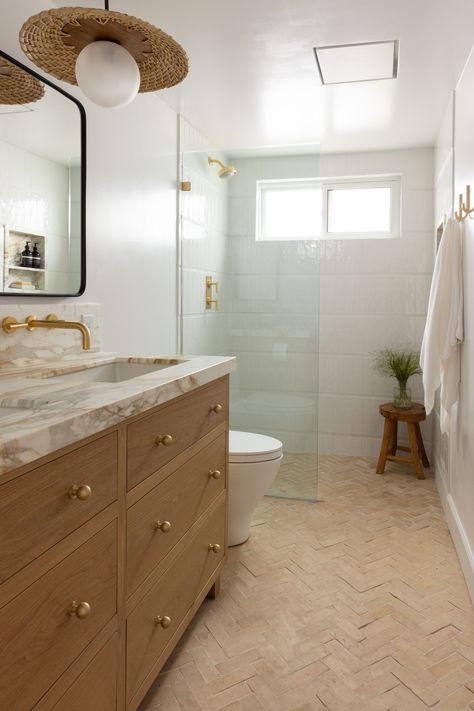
[455,184,474,222]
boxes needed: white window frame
[256,174,401,241]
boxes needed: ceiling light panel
[314,40,399,85]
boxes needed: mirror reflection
[0,52,84,296]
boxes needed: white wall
[0,0,178,356]
[318,149,435,457]
[434,47,474,602]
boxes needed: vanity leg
[207,576,221,599]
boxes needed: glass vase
[393,384,412,409]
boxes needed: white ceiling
[54,0,474,153]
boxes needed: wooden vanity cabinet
[0,376,229,711]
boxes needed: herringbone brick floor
[139,455,474,711]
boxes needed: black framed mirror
[0,49,86,297]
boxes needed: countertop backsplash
[0,303,101,368]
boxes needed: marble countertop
[0,353,236,476]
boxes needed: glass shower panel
[227,152,320,502]
[180,119,320,501]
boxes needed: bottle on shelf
[32,243,41,269]
[21,241,32,268]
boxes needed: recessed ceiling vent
[314,40,399,85]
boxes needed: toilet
[228,430,283,546]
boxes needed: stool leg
[415,423,430,467]
[376,418,392,474]
[407,422,425,480]
[389,420,398,455]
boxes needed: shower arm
[208,157,226,170]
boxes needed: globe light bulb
[75,40,140,108]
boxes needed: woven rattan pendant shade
[19,7,188,93]
[0,57,44,104]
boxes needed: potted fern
[372,347,422,409]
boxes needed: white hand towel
[420,217,463,434]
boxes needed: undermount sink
[32,360,184,385]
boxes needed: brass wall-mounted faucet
[2,313,91,350]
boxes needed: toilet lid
[229,430,283,463]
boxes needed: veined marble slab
[0,353,236,475]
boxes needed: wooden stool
[376,402,430,479]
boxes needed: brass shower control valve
[205,275,218,310]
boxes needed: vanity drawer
[0,432,118,584]
[47,634,118,711]
[127,432,226,596]
[127,377,228,490]
[126,498,226,702]
[0,522,117,711]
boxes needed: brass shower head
[208,156,236,179]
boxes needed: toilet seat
[229,430,283,464]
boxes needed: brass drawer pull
[210,403,223,414]
[209,469,222,480]
[154,520,172,533]
[68,484,92,501]
[155,434,173,447]
[154,615,172,628]
[208,543,221,554]
[69,601,91,619]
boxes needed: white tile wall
[318,148,434,457]
[0,138,74,292]
[182,144,435,460]
[180,118,230,356]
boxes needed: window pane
[327,186,391,233]
[261,186,322,240]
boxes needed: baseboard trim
[436,467,474,604]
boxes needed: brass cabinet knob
[154,520,172,533]
[209,469,222,480]
[154,615,172,628]
[208,543,221,554]
[68,484,92,501]
[155,434,173,447]
[69,601,91,619]
[210,404,223,414]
